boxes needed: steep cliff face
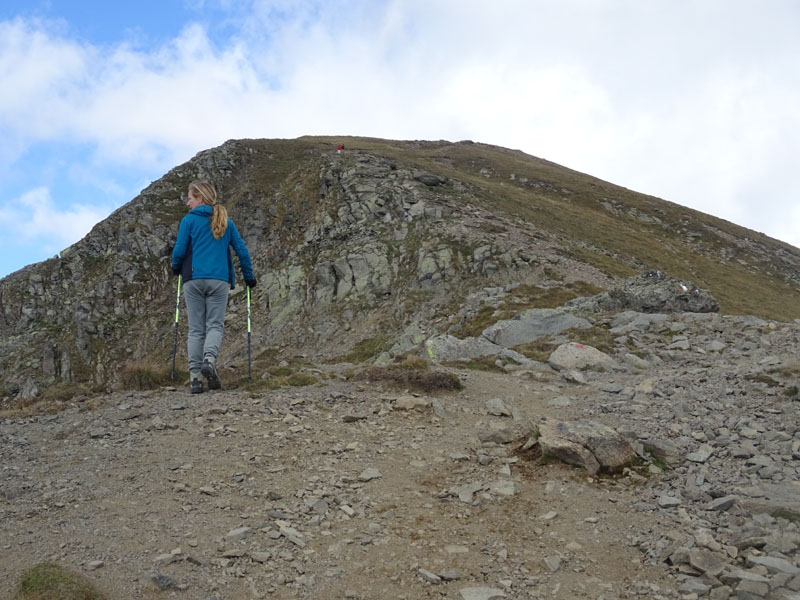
[2,136,799,399]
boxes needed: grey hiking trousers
[183,278,229,379]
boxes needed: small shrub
[785,386,799,397]
[14,562,107,600]
[119,364,172,390]
[357,358,463,392]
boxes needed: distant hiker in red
[337,144,344,153]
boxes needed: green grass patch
[287,372,318,387]
[445,356,506,372]
[768,363,800,378]
[458,306,500,339]
[513,339,557,363]
[0,384,105,418]
[335,334,392,364]
[772,508,800,523]
[39,382,94,403]
[229,375,284,393]
[269,366,294,377]
[659,329,682,339]
[569,325,617,354]
[253,347,280,362]
[14,562,107,600]
[217,356,319,391]
[649,457,671,472]
[513,281,603,307]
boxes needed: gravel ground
[1,311,799,599]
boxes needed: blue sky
[2,1,800,279]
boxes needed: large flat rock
[481,308,591,348]
[536,418,637,475]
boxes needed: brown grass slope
[318,136,800,319]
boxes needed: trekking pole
[171,274,182,381]
[247,285,252,382]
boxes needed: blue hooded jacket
[171,205,254,289]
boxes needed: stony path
[1,311,799,599]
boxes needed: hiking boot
[190,378,204,394]
[201,359,221,390]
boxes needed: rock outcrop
[568,271,721,314]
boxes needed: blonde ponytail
[189,180,228,239]
[211,205,228,240]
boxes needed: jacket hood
[189,205,214,217]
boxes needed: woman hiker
[171,180,257,393]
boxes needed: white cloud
[591,63,800,241]
[1,0,800,261]
[0,19,87,122]
[768,204,800,250]
[1,187,111,249]
[0,19,271,169]
[0,20,85,164]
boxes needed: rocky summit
[0,137,799,599]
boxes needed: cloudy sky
[2,0,799,279]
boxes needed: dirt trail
[0,367,681,599]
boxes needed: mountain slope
[1,136,799,399]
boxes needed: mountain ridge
[1,136,799,400]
